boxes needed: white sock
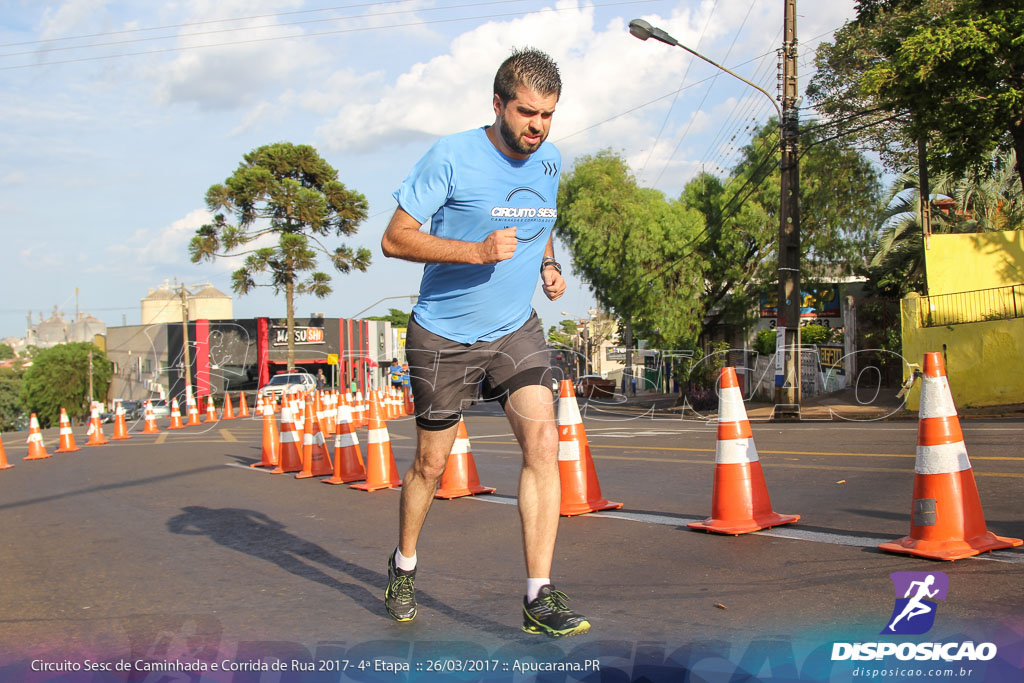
[394,547,417,572]
[526,578,550,602]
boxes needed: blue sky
[0,0,858,340]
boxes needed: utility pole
[774,0,802,415]
[88,347,94,413]
[180,284,193,406]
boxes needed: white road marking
[460,495,1024,564]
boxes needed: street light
[349,294,418,320]
[627,19,780,119]
[629,14,803,414]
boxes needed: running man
[888,574,939,631]
[380,48,589,637]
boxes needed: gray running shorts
[405,311,554,430]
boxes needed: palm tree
[867,151,1023,296]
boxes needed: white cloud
[314,3,734,158]
[103,208,212,276]
[146,0,325,110]
[19,243,64,269]
[37,0,113,41]
[228,101,272,136]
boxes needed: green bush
[753,329,776,356]
[800,323,830,346]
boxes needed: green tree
[867,150,1023,296]
[0,343,14,360]
[809,0,1024,192]
[555,151,706,350]
[682,120,882,335]
[546,319,577,348]
[0,366,26,432]
[366,308,411,328]
[191,143,371,366]
[21,343,112,428]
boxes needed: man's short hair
[493,47,561,103]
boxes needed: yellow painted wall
[901,294,1024,409]
[925,231,1024,295]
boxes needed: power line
[0,0,660,71]
[648,0,756,188]
[0,0,534,58]
[0,0,418,47]
[636,0,720,184]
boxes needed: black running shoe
[522,585,591,637]
[385,552,417,622]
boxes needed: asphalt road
[1,403,1022,682]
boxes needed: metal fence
[919,284,1024,327]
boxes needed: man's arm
[381,206,517,265]
[540,233,566,301]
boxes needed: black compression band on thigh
[416,412,462,431]
[487,366,551,409]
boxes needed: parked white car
[258,372,317,402]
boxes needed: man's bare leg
[505,385,560,578]
[399,423,460,557]
[506,384,590,636]
[385,421,459,622]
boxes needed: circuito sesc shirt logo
[882,572,949,635]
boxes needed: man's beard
[499,115,543,156]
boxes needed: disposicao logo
[831,572,998,663]
[883,571,948,635]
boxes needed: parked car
[258,372,317,402]
[121,400,143,420]
[148,398,170,418]
[574,374,616,399]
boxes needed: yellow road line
[473,440,1024,477]
[586,453,1024,478]
[154,432,167,445]
[221,429,237,443]
[473,440,1024,461]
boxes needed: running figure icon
[888,574,939,632]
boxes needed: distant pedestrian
[316,368,326,391]
[389,358,403,390]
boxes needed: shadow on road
[166,506,531,641]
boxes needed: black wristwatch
[541,257,561,274]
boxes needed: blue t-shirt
[393,127,561,343]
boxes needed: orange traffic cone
[350,394,401,491]
[223,393,236,420]
[879,353,1022,560]
[688,367,799,535]
[353,391,366,428]
[238,393,250,418]
[86,403,108,446]
[55,408,81,453]
[204,396,218,423]
[324,402,365,485]
[142,401,160,434]
[0,433,13,469]
[403,386,415,417]
[271,406,303,474]
[25,413,51,460]
[186,397,201,426]
[252,400,280,468]
[435,417,495,499]
[556,379,622,516]
[297,400,333,479]
[323,392,337,436]
[112,402,131,440]
[168,398,185,430]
